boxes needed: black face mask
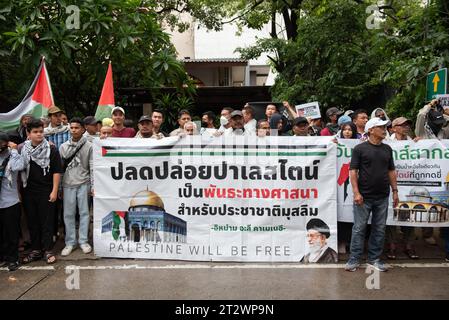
[380,116,387,121]
[201,121,208,128]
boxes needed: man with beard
[302,218,337,263]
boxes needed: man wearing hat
[135,115,154,139]
[111,107,136,138]
[224,110,249,136]
[320,107,343,136]
[302,218,338,263]
[83,116,100,142]
[384,117,420,260]
[44,106,71,149]
[389,117,415,141]
[346,117,399,272]
[292,117,310,136]
[0,132,26,271]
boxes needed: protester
[292,117,310,136]
[321,107,343,136]
[135,115,154,139]
[336,119,357,253]
[44,106,71,149]
[60,111,68,126]
[100,126,113,139]
[265,104,278,122]
[339,122,357,139]
[83,116,100,142]
[269,113,290,136]
[184,121,197,135]
[414,99,449,245]
[256,120,270,137]
[308,118,322,136]
[216,107,234,135]
[345,117,399,272]
[151,109,168,139]
[7,114,32,145]
[352,109,369,140]
[43,106,70,242]
[385,117,419,260]
[0,132,26,271]
[21,119,62,265]
[59,118,93,256]
[200,111,216,134]
[40,116,50,128]
[242,105,257,134]
[111,107,136,138]
[170,110,191,137]
[224,111,247,136]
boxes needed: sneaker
[424,236,436,245]
[345,258,360,272]
[80,243,92,254]
[367,259,388,272]
[7,261,19,272]
[61,245,75,256]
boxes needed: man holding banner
[345,117,399,272]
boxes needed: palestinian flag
[94,62,115,121]
[0,57,54,131]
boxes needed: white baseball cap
[111,106,125,115]
[365,117,389,133]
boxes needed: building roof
[181,58,248,64]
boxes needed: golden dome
[129,190,164,209]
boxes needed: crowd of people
[1,99,449,271]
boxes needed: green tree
[0,0,193,116]
[376,0,449,119]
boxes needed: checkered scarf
[0,150,12,188]
[21,139,51,188]
[64,136,87,170]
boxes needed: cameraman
[415,98,449,139]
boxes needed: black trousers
[22,191,55,252]
[0,203,21,263]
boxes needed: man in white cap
[345,117,399,272]
[111,107,135,138]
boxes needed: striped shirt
[46,130,71,150]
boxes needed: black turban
[306,218,330,238]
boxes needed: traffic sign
[426,68,447,101]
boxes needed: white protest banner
[337,139,449,227]
[295,102,321,119]
[93,136,337,262]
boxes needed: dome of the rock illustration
[408,186,431,198]
[129,190,164,209]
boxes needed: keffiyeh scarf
[21,139,51,188]
[64,136,87,170]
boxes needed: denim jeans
[349,197,389,262]
[63,183,90,246]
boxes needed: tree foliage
[0,0,193,116]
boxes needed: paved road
[2,257,448,300]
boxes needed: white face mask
[220,116,228,126]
